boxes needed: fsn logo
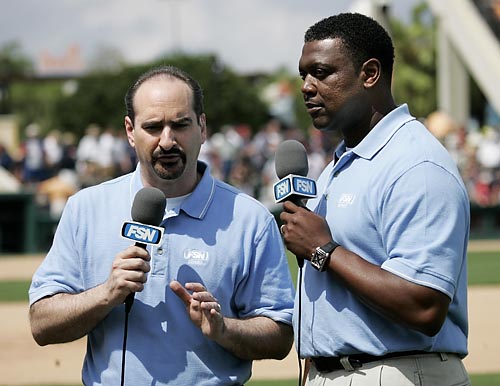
[293,176,316,196]
[273,174,318,203]
[121,221,164,245]
[274,179,291,201]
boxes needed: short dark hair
[305,13,394,82]
[125,65,204,124]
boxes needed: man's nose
[301,75,317,96]
[159,127,176,149]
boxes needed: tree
[390,2,437,119]
[0,41,34,114]
[53,54,270,138]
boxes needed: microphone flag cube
[273,174,317,203]
[121,221,164,245]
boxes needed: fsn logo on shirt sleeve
[121,221,164,245]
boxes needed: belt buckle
[340,356,362,371]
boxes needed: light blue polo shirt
[30,162,294,386]
[295,104,470,358]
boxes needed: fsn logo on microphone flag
[121,221,164,245]
[273,174,317,203]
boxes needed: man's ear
[124,116,135,148]
[199,113,207,144]
[361,58,381,89]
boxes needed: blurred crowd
[426,110,500,208]
[0,111,500,220]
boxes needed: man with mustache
[29,66,295,385]
[279,13,471,386]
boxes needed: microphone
[273,140,317,206]
[121,187,166,312]
[274,140,317,268]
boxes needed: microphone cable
[296,264,303,386]
[119,186,166,386]
[120,297,134,386]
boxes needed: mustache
[153,146,186,161]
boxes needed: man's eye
[314,69,326,78]
[172,121,190,130]
[143,124,162,132]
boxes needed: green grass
[287,250,500,287]
[0,250,498,303]
[247,380,297,386]
[0,280,30,302]
[2,374,499,386]
[467,251,500,285]
[287,250,500,286]
[247,374,500,385]
[0,250,498,386]
[469,373,500,385]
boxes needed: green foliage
[149,54,270,132]
[54,70,134,137]
[11,80,66,135]
[51,54,270,139]
[390,1,437,118]
[1,1,450,139]
[0,41,34,80]
[0,41,34,114]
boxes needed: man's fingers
[169,280,192,305]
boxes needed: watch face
[311,242,338,271]
[311,248,327,271]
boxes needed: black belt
[312,351,432,372]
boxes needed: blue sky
[1,0,418,74]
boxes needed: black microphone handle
[283,196,307,268]
[124,241,147,313]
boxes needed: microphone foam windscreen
[131,187,166,226]
[275,140,309,178]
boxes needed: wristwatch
[311,241,340,271]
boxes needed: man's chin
[154,165,184,181]
[311,117,335,132]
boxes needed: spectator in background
[0,142,14,172]
[59,132,78,171]
[75,123,101,187]
[20,123,48,185]
[0,142,21,192]
[210,124,245,180]
[111,129,136,177]
[96,125,117,180]
[43,130,63,176]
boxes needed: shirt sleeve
[233,215,295,325]
[380,161,470,299]
[29,195,84,305]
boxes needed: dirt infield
[1,239,499,385]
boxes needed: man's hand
[280,201,332,261]
[104,245,151,307]
[170,280,224,340]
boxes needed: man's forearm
[216,317,293,360]
[29,284,115,346]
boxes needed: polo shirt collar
[347,104,415,161]
[180,161,215,219]
[130,161,215,221]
